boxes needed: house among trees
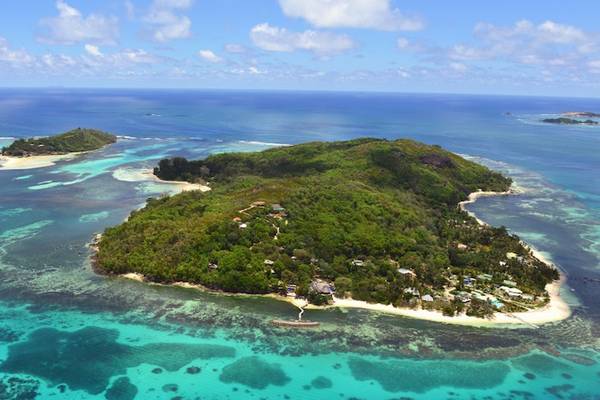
[351,259,365,267]
[398,268,416,277]
[310,280,335,295]
[500,286,523,298]
[271,204,285,212]
[421,294,434,302]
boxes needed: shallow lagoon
[1,90,599,399]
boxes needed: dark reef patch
[0,326,20,343]
[186,366,201,374]
[523,373,536,380]
[311,376,333,389]
[105,377,138,400]
[0,326,236,395]
[0,376,40,400]
[219,356,291,389]
[511,353,571,376]
[162,384,179,393]
[560,353,596,366]
[544,383,574,398]
[348,357,509,393]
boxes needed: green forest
[96,138,558,315]
[2,128,116,156]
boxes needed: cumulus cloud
[39,0,119,45]
[278,0,423,31]
[143,0,193,42]
[84,44,103,57]
[0,37,35,65]
[250,23,354,56]
[448,20,599,66]
[198,49,222,63]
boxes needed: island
[1,128,117,157]
[0,128,117,170]
[562,111,600,118]
[541,117,598,125]
[95,138,562,323]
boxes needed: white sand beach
[0,153,82,170]
[326,277,570,328]
[112,167,211,193]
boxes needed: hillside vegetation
[97,138,558,315]
[2,128,116,156]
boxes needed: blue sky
[1,0,600,96]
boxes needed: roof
[421,294,434,302]
[398,268,415,276]
[311,280,334,295]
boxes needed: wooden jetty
[271,319,320,328]
[271,301,319,327]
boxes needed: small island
[1,128,117,157]
[541,117,598,125]
[95,138,563,324]
[0,128,116,170]
[562,111,600,118]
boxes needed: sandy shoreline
[112,167,211,192]
[0,153,83,170]
[109,186,571,328]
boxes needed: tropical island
[0,128,116,170]
[541,117,598,125]
[95,138,563,323]
[1,128,116,157]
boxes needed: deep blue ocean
[0,89,599,399]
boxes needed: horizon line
[0,86,599,101]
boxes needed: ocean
[0,89,599,399]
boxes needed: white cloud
[250,23,354,56]
[144,0,193,42]
[278,0,423,31]
[198,49,222,63]
[589,60,600,73]
[225,43,247,54]
[444,20,600,70]
[84,44,103,57]
[39,0,119,45]
[0,37,35,65]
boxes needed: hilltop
[96,138,559,318]
[1,128,117,157]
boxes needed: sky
[1,0,600,96]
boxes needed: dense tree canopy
[2,128,116,156]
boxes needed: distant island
[541,117,598,125]
[1,128,116,157]
[95,138,561,321]
[562,111,600,118]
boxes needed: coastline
[112,167,211,193]
[100,185,571,328]
[0,153,84,170]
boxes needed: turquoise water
[1,90,599,399]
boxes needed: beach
[117,271,571,329]
[112,167,211,192]
[0,153,82,170]
[325,277,570,328]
